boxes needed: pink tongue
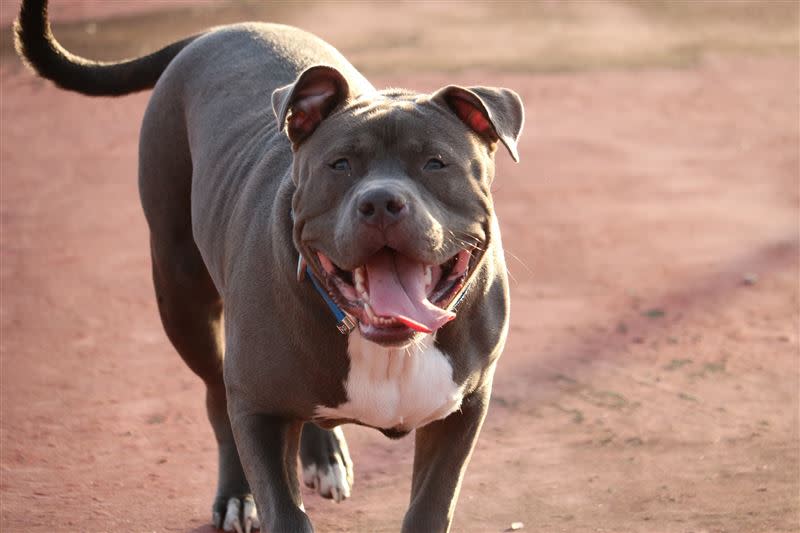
[365,249,455,333]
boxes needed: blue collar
[291,207,356,335]
[301,257,357,335]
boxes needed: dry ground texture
[1,1,798,532]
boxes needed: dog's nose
[357,188,408,228]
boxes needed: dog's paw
[302,457,352,503]
[212,495,259,533]
[301,427,353,503]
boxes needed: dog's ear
[433,86,524,162]
[272,65,350,147]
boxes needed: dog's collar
[297,254,357,335]
[291,208,356,334]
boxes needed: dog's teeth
[424,265,432,286]
[354,267,369,298]
[364,302,376,322]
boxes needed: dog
[15,1,523,531]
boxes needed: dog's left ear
[272,65,351,148]
[433,86,524,162]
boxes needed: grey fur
[15,1,524,531]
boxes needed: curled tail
[14,0,201,96]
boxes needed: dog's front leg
[401,383,492,533]
[229,409,313,533]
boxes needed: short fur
[15,1,524,531]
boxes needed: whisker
[503,248,534,277]
[448,231,488,253]
[506,266,518,285]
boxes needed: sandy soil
[1,2,798,532]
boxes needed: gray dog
[16,1,524,531]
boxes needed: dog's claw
[243,498,259,533]
[222,497,242,532]
[332,484,345,504]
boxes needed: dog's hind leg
[140,90,256,532]
[150,244,257,532]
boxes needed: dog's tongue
[365,249,455,333]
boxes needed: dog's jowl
[15,1,524,531]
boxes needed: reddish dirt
[0,0,189,26]
[1,3,798,533]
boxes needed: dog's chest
[314,331,463,431]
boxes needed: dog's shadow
[188,526,217,533]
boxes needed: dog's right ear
[272,65,350,148]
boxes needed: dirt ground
[1,1,798,532]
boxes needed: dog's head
[273,65,524,347]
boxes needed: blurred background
[1,1,798,532]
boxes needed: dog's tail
[14,0,201,96]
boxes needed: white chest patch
[314,330,464,431]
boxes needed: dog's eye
[424,158,446,171]
[329,158,350,172]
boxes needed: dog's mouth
[314,247,477,345]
